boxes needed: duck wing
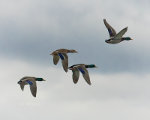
[25,79,37,97]
[103,19,116,37]
[29,80,37,97]
[53,54,60,65]
[61,53,68,72]
[114,27,128,39]
[19,82,25,91]
[77,65,91,85]
[72,68,80,84]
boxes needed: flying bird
[50,49,78,72]
[103,19,133,44]
[69,64,97,85]
[18,76,46,97]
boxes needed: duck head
[122,37,133,41]
[68,49,78,53]
[85,64,97,68]
[35,78,46,81]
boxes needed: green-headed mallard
[103,19,133,44]
[18,76,46,97]
[69,64,97,85]
[50,49,78,72]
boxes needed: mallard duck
[103,19,133,44]
[69,64,97,85]
[17,76,46,97]
[50,49,78,72]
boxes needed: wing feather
[72,68,80,84]
[53,55,60,65]
[78,66,91,85]
[103,19,116,37]
[29,80,37,97]
[19,83,25,91]
[114,27,128,39]
[61,53,68,72]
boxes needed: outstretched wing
[77,65,91,85]
[53,54,60,65]
[72,68,80,84]
[103,19,116,37]
[114,27,128,39]
[29,80,37,97]
[19,82,25,91]
[61,53,68,72]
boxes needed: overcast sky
[1,0,150,120]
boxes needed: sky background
[1,0,150,120]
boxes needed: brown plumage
[50,49,77,72]
[18,76,45,97]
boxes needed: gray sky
[0,0,150,73]
[1,0,150,120]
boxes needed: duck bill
[95,66,98,68]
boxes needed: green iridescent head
[85,64,97,68]
[123,37,133,40]
[35,78,46,81]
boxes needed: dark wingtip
[54,63,57,65]
[73,81,78,84]
[88,83,92,85]
[33,94,36,97]
[64,69,68,73]
[124,27,128,30]
[103,19,107,22]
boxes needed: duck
[103,19,133,44]
[17,76,46,97]
[50,49,78,72]
[69,64,97,85]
